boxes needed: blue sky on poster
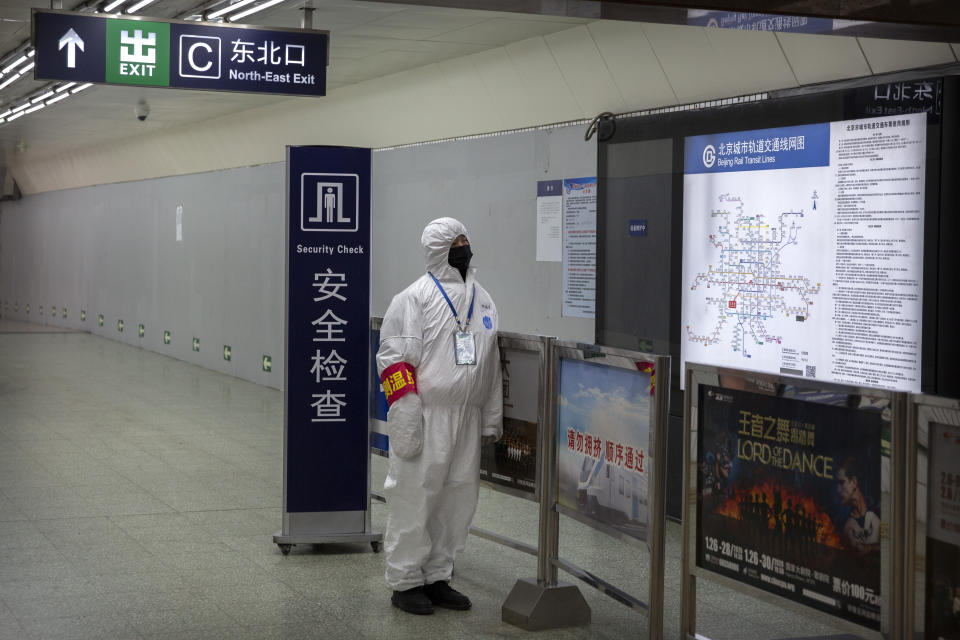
[558,359,650,444]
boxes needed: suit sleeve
[376,290,424,458]
[480,312,503,441]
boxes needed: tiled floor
[0,321,858,639]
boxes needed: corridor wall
[0,123,595,388]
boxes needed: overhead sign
[33,9,328,96]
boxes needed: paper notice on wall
[536,180,562,262]
[562,177,597,318]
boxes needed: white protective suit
[376,217,503,591]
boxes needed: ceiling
[0,0,593,161]
[0,0,957,180]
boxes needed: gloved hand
[387,392,423,459]
[481,434,498,447]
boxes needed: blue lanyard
[428,272,475,332]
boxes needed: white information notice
[681,113,925,391]
[562,177,597,318]
[536,194,562,262]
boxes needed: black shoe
[423,581,472,610]
[391,587,434,615]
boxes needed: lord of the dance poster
[697,384,884,628]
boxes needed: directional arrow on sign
[58,28,84,69]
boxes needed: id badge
[454,331,477,365]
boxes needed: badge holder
[455,331,477,365]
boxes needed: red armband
[380,362,418,407]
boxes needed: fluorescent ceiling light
[11,102,30,112]
[56,82,75,93]
[31,91,54,104]
[0,109,10,118]
[24,103,45,115]
[103,0,127,11]
[20,62,35,74]
[27,49,34,57]
[7,111,23,121]
[229,0,286,21]
[126,0,158,13]
[46,93,69,106]
[71,82,93,94]
[2,55,26,74]
[0,74,20,90]
[208,0,258,19]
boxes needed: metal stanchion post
[890,393,907,639]
[904,395,918,640]
[539,334,558,586]
[502,337,591,630]
[680,366,697,639]
[646,355,670,640]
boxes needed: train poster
[556,358,652,541]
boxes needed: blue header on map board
[685,123,830,175]
[286,146,370,512]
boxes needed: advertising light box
[680,113,926,392]
[697,382,887,629]
[925,417,960,637]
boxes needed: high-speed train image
[577,455,648,527]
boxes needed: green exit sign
[118,319,124,332]
[81,310,86,321]
[98,314,104,327]
[223,345,232,361]
[262,355,272,372]
[105,19,170,87]
[192,337,199,352]
[163,330,171,345]
[138,324,145,338]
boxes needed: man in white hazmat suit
[376,217,503,615]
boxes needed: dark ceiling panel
[373,0,960,41]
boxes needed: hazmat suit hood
[421,217,471,280]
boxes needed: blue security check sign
[33,9,328,96]
[286,146,371,513]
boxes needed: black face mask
[448,244,472,281]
